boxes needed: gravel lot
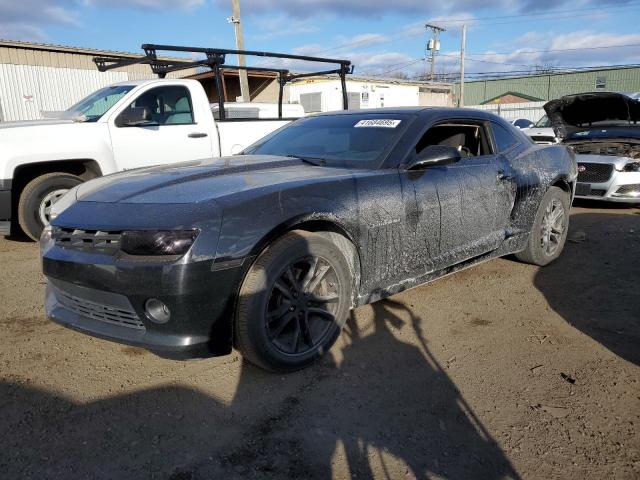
[1,203,639,479]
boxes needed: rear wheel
[516,186,570,266]
[18,173,82,241]
[235,230,352,372]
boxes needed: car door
[109,85,213,170]
[399,119,511,271]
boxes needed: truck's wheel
[235,230,352,372]
[18,173,82,241]
[516,186,570,266]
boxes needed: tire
[235,230,353,372]
[516,186,570,266]
[18,173,82,241]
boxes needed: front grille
[577,163,614,183]
[614,184,640,196]
[53,227,122,251]
[57,289,145,330]
[590,189,607,197]
[531,136,556,144]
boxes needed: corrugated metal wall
[0,64,130,121]
[0,43,199,122]
[467,101,546,122]
[458,67,640,105]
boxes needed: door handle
[188,132,208,138]
[497,170,514,181]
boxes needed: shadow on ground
[0,299,520,479]
[534,210,640,366]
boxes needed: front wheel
[516,186,570,266]
[18,173,82,241]
[235,230,353,372]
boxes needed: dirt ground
[0,203,639,480]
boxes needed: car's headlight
[120,230,199,256]
[623,162,640,172]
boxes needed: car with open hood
[545,92,640,203]
[41,107,576,372]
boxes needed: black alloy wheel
[266,256,341,355]
[235,230,352,372]
[516,186,570,266]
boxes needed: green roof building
[456,65,640,105]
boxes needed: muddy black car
[41,108,577,371]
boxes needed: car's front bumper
[575,170,640,203]
[42,239,247,359]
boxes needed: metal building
[0,40,198,122]
[287,76,454,113]
[457,65,640,106]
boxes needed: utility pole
[425,23,446,81]
[459,24,467,107]
[228,0,250,102]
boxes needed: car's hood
[75,155,357,204]
[0,119,75,129]
[544,92,640,139]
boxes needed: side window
[119,86,194,126]
[491,123,518,153]
[415,122,492,157]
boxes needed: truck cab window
[121,86,194,126]
[64,85,135,122]
[416,123,492,157]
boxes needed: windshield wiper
[286,154,326,166]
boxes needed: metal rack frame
[94,44,353,119]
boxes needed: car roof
[314,106,499,119]
[315,107,431,116]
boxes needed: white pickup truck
[0,78,303,240]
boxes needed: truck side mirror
[405,145,462,170]
[116,106,154,127]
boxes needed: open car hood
[544,92,640,139]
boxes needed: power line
[466,43,640,57]
[438,64,640,81]
[308,3,640,57]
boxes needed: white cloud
[249,15,319,40]
[468,30,640,73]
[0,23,48,42]
[0,0,206,42]
[82,0,204,10]
[214,0,507,17]
[214,0,631,17]
[0,0,78,41]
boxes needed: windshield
[535,115,551,128]
[64,85,135,122]
[243,113,412,167]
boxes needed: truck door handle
[497,170,514,181]
[188,132,208,138]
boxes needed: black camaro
[41,107,577,371]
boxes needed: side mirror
[116,106,154,127]
[405,145,462,170]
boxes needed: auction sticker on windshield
[354,119,401,128]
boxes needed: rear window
[491,122,518,152]
[244,113,412,167]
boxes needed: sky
[1,0,640,79]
